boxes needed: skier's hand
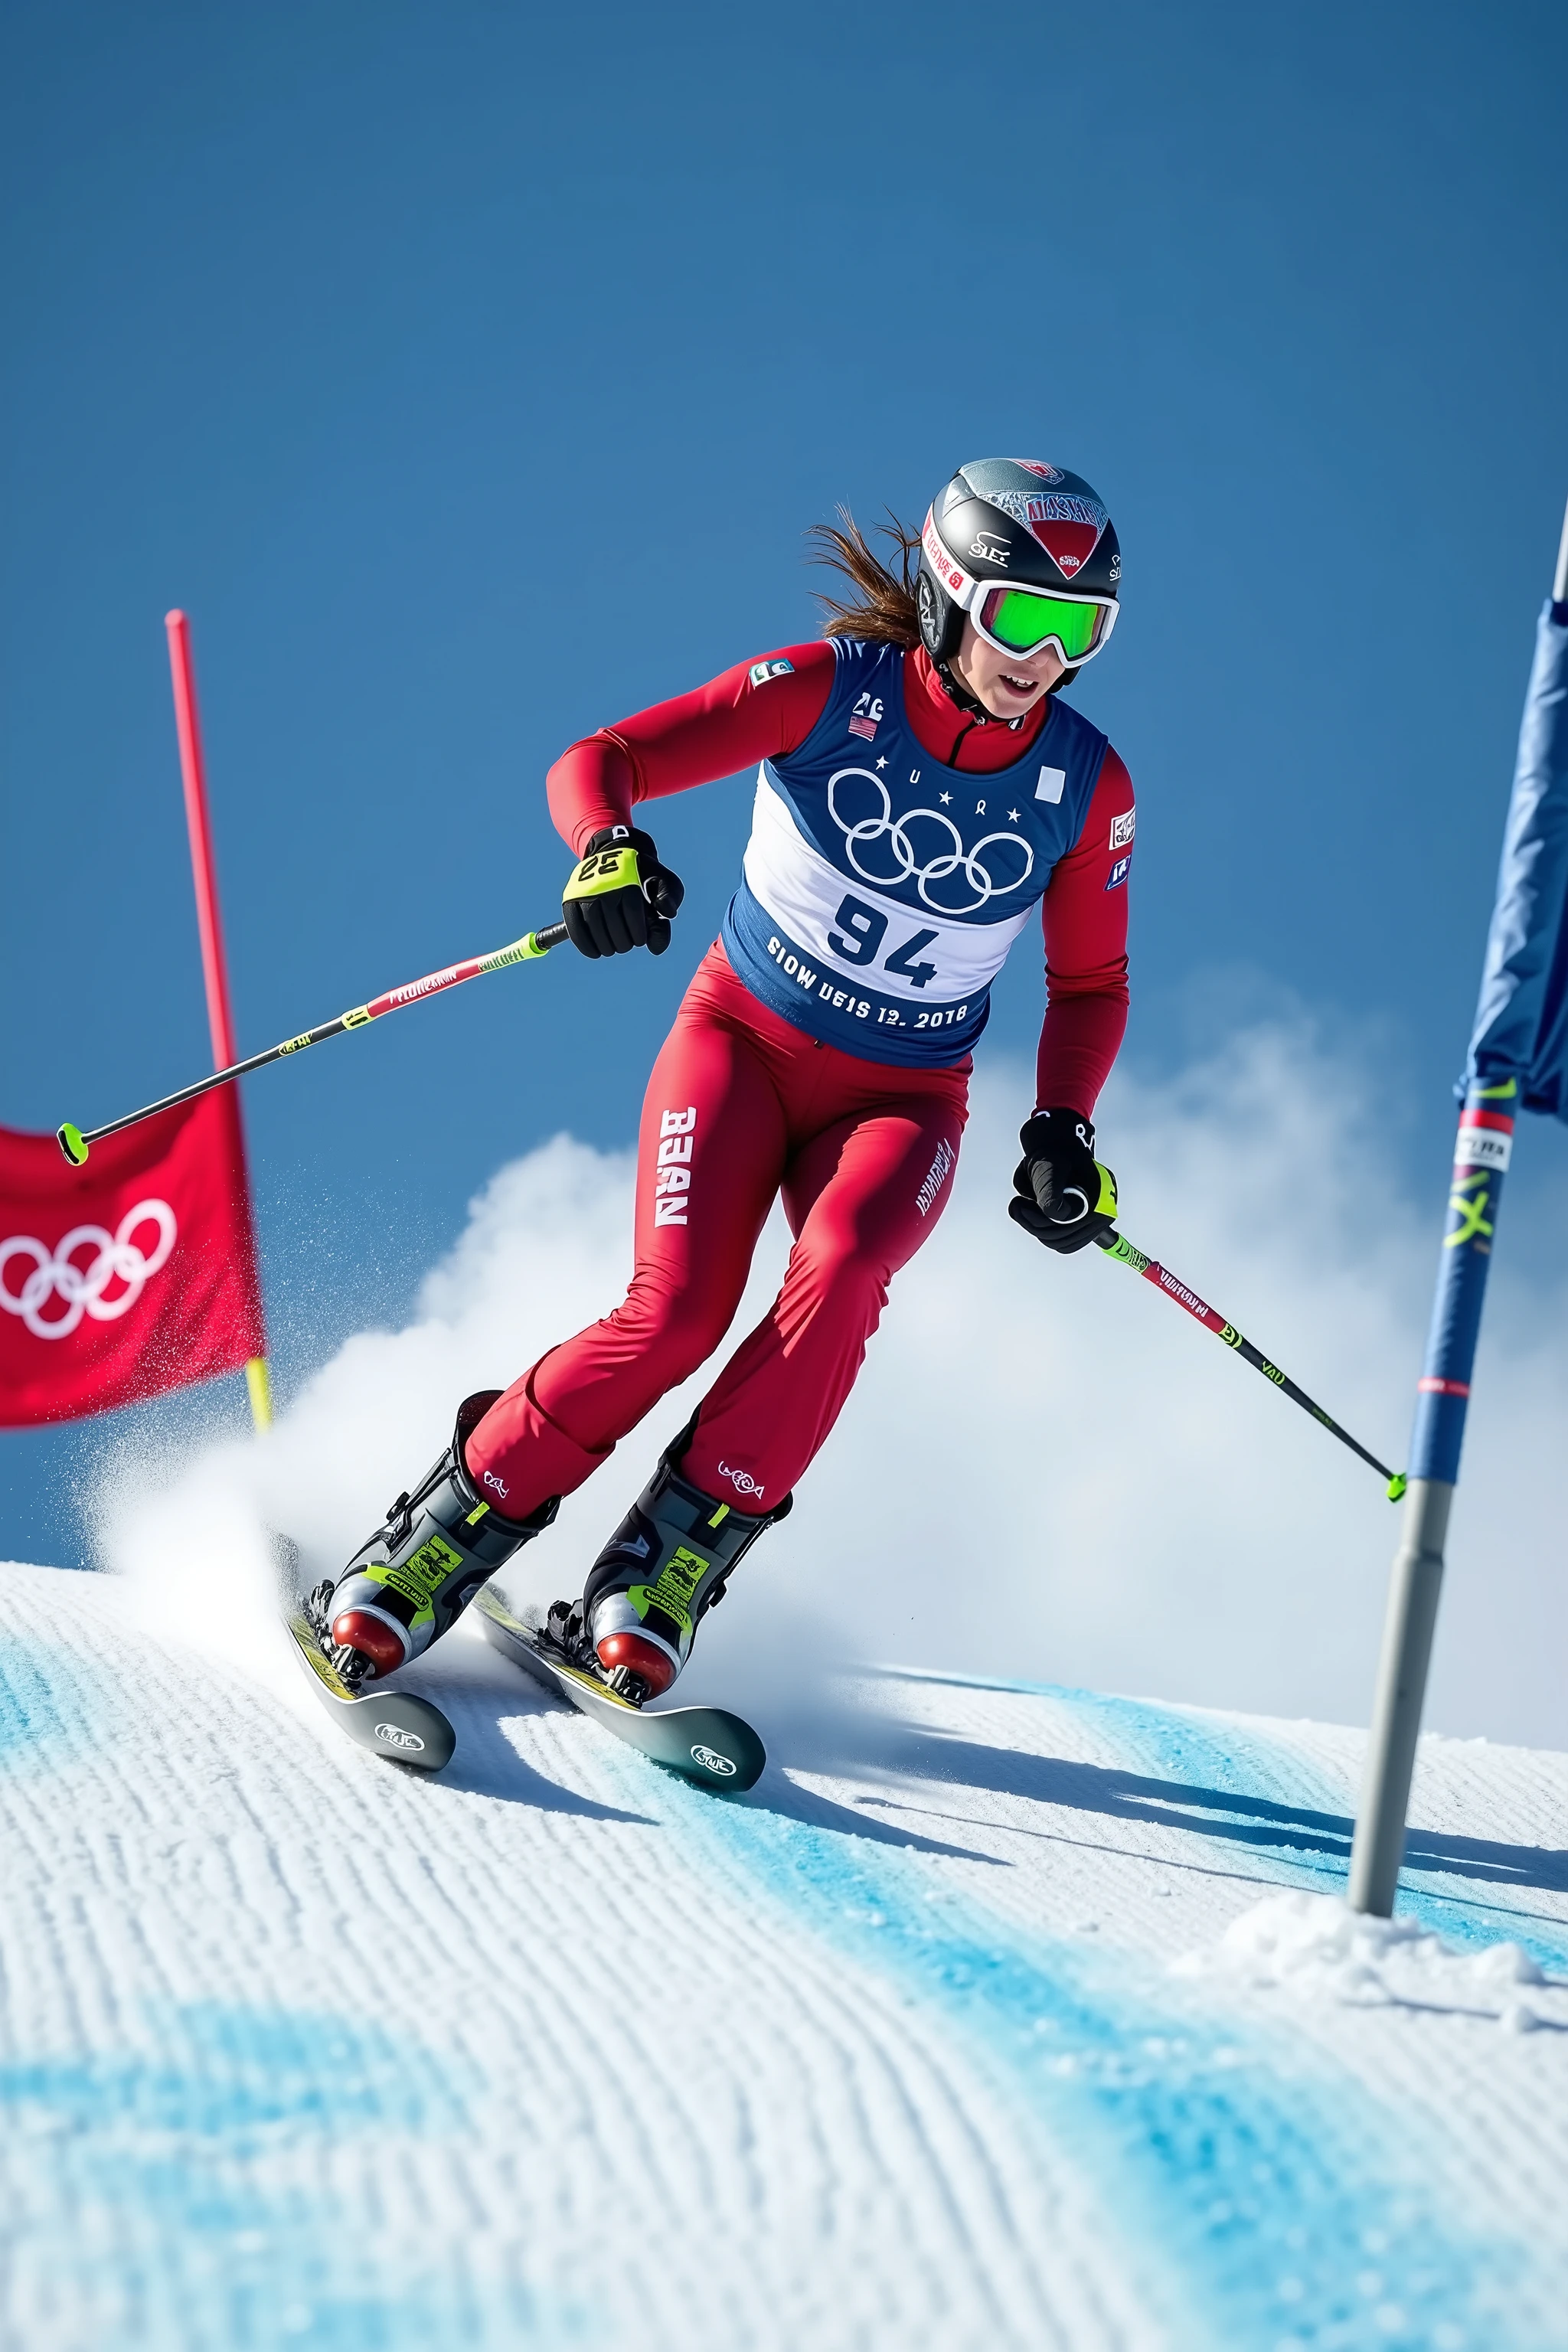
[562,825,686,958]
[1009,1108,1119,1256]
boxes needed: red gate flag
[0,1087,265,1428]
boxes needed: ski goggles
[972,583,1118,665]
[922,509,1118,667]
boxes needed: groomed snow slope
[2,1559,1566,2352]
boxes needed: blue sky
[2,1,1565,1562]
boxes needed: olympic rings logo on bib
[0,1200,177,1341]
[827,768,1034,915]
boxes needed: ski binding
[475,1583,765,1792]
[285,1606,456,1773]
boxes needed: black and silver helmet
[915,459,1122,673]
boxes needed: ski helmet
[915,459,1122,678]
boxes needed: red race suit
[466,639,1132,1515]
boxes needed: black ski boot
[307,1390,558,1688]
[547,1426,792,1704]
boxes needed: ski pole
[1095,1227,1406,1499]
[56,920,570,1166]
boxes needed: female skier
[312,458,1135,1704]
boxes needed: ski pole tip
[1386,1472,1408,1503]
[56,1122,89,1168]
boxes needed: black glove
[1008,1107,1119,1255]
[561,825,686,959]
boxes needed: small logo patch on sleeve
[1110,808,1135,850]
[749,658,795,688]
[1105,855,1132,890]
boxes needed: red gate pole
[165,609,272,1430]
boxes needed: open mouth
[998,671,1040,697]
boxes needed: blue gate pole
[1350,501,1568,1916]
[1346,1081,1515,1916]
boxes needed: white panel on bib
[741,771,1031,1006]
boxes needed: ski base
[285,1608,456,1772]
[475,1584,765,1792]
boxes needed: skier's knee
[619,1287,734,1385]
[794,1235,891,1321]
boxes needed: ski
[474,1583,766,1792]
[284,1606,456,1773]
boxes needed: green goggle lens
[979,589,1106,659]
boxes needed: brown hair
[806,508,923,647]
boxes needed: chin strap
[932,655,991,720]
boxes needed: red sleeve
[1034,745,1134,1118]
[547,642,837,854]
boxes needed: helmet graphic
[915,459,1122,676]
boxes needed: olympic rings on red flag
[0,1200,177,1341]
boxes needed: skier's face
[950,619,1066,720]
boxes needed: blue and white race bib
[721,639,1107,1065]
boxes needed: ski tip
[1386,1472,1409,1503]
[660,1717,767,1793]
[368,1705,456,1773]
[57,1122,88,1167]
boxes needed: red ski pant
[466,942,969,1517]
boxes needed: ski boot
[307,1390,558,1688]
[547,1427,792,1704]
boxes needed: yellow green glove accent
[564,845,642,901]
